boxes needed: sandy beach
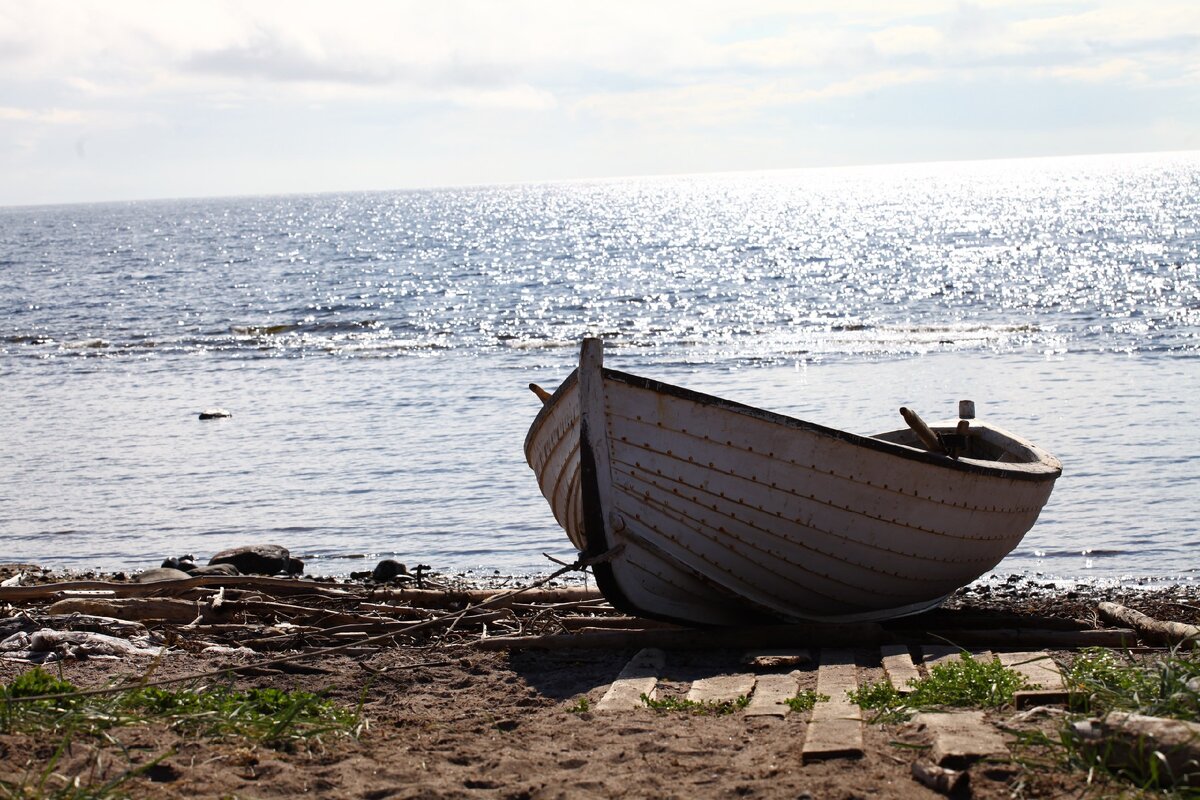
[3,562,1200,799]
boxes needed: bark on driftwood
[47,597,201,623]
[0,575,354,602]
[1097,602,1200,646]
[1073,713,1200,787]
[366,587,601,608]
[889,627,1135,648]
[476,625,1134,651]
[476,623,885,650]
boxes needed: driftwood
[364,587,601,608]
[557,615,679,632]
[1096,602,1200,646]
[1073,713,1200,787]
[47,597,201,623]
[891,627,1136,649]
[905,610,1093,632]
[911,761,968,796]
[0,629,164,661]
[213,599,402,628]
[0,575,354,602]
[477,624,1137,651]
[0,612,150,639]
[476,622,885,651]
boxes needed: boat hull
[525,341,1061,625]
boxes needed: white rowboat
[525,339,1061,625]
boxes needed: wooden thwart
[802,649,863,762]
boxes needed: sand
[2,573,1199,798]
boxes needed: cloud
[575,69,937,126]
[0,106,86,124]
[0,0,1197,205]
[3,1,1198,110]
[1045,57,1147,84]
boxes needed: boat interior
[873,425,1035,463]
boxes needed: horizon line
[4,146,1198,212]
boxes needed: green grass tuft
[1065,647,1200,721]
[847,652,1032,723]
[783,689,828,713]
[909,652,1033,708]
[640,692,750,715]
[0,668,362,751]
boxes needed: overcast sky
[2,0,1198,206]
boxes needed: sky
[1,0,1198,206]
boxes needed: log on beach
[1073,713,1200,787]
[475,624,1135,651]
[1097,602,1200,646]
[0,575,355,602]
[365,586,602,608]
[476,623,886,651]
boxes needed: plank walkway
[997,651,1065,691]
[687,673,756,704]
[802,648,864,762]
[744,672,799,717]
[595,647,664,712]
[880,644,920,694]
[592,645,1070,761]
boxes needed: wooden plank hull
[525,340,1061,625]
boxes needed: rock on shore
[209,544,302,576]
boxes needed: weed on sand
[640,692,750,715]
[849,651,1032,723]
[0,667,365,798]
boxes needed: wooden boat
[525,339,1062,625]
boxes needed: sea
[1,151,1197,584]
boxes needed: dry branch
[476,623,1135,651]
[890,627,1136,648]
[0,575,355,602]
[475,622,884,651]
[365,587,601,608]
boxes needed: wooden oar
[528,383,553,404]
[900,406,947,455]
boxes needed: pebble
[161,555,197,571]
[187,563,240,577]
[134,567,193,583]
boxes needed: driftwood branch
[1073,712,1200,787]
[475,624,1136,651]
[363,587,601,608]
[897,627,1135,649]
[0,575,354,602]
[1097,602,1200,646]
[476,623,885,651]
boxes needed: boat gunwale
[602,367,1062,483]
[522,369,579,466]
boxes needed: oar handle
[900,406,947,455]
[529,383,553,405]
